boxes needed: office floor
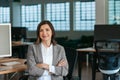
[72,62,102,80]
[73,62,120,80]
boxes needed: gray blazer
[27,43,68,80]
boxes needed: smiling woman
[27,20,69,80]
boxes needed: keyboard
[1,61,21,66]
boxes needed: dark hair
[35,20,56,45]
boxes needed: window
[109,0,120,24]
[21,1,96,31]
[74,1,95,31]
[0,7,10,23]
[21,4,41,31]
[46,2,70,31]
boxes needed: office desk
[12,41,33,46]
[12,41,33,58]
[76,47,96,80]
[76,47,95,52]
[0,58,27,80]
[76,47,96,66]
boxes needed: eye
[40,29,43,32]
[46,29,49,31]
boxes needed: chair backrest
[94,40,120,70]
[64,47,78,78]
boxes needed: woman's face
[39,24,52,42]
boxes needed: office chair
[94,40,120,80]
[64,47,78,80]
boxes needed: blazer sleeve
[27,44,44,77]
[53,46,69,76]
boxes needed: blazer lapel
[52,45,58,65]
[36,44,43,63]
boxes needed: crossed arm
[27,45,68,76]
[36,59,67,72]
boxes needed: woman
[27,20,68,80]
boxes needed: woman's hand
[36,63,49,70]
[57,59,67,67]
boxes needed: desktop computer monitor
[94,24,120,41]
[12,27,27,41]
[0,23,12,57]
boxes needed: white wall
[95,0,108,24]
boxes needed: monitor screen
[0,23,12,57]
[94,25,120,41]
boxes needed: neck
[42,41,51,47]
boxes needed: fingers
[36,63,43,68]
[36,63,49,70]
[57,59,67,66]
[43,64,49,70]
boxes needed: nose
[42,30,47,35]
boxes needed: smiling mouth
[42,36,48,38]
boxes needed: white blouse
[37,43,55,80]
